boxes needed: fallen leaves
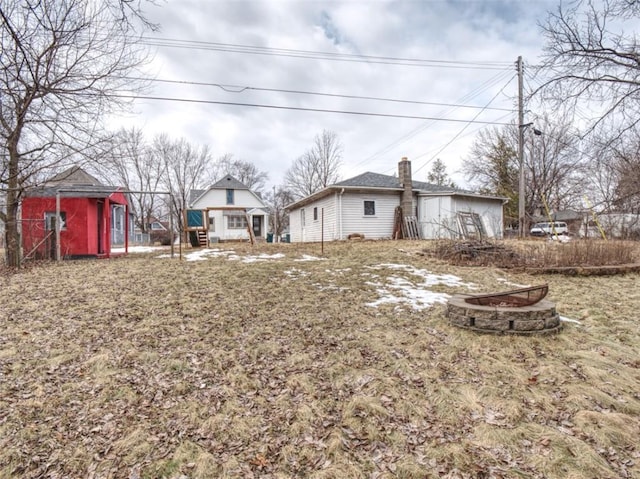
[0,242,639,478]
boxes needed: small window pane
[226,189,234,205]
[364,201,375,216]
[228,215,247,229]
[45,211,67,230]
[313,207,318,221]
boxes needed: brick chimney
[398,157,413,216]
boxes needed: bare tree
[154,135,215,237]
[464,115,585,229]
[264,186,295,240]
[285,130,342,199]
[525,117,585,214]
[536,0,640,139]
[464,127,519,227]
[101,127,165,234]
[213,154,269,193]
[0,0,148,267]
[604,129,640,213]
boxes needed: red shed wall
[22,197,99,257]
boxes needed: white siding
[289,190,502,243]
[419,196,455,238]
[192,189,265,209]
[302,195,338,242]
[288,192,399,243]
[207,210,253,241]
[289,194,338,243]
[192,187,269,241]
[452,197,503,238]
[419,195,503,239]
[340,192,400,240]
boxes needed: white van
[530,221,569,236]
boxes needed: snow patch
[295,254,326,262]
[560,316,581,325]
[365,263,475,311]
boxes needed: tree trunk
[4,176,21,268]
[5,129,23,268]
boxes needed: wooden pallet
[402,215,421,240]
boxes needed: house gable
[45,166,103,186]
[188,175,269,241]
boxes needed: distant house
[286,157,507,242]
[189,175,269,244]
[21,166,129,259]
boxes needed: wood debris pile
[431,240,521,266]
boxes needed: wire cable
[141,37,514,70]
[352,70,515,168]
[410,73,517,176]
[123,76,514,112]
[107,93,513,125]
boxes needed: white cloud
[110,0,555,190]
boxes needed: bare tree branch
[0,0,150,266]
[285,130,342,199]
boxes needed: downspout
[339,188,345,240]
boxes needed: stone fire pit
[446,293,562,335]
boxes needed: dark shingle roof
[189,175,251,206]
[25,166,122,198]
[189,189,206,205]
[210,175,249,190]
[335,171,464,194]
[45,166,103,186]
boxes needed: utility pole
[517,56,526,239]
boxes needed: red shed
[21,167,129,260]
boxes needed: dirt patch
[1,241,639,478]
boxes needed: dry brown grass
[431,238,639,270]
[1,240,639,478]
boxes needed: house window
[226,189,234,205]
[227,215,247,229]
[208,216,215,232]
[45,211,67,230]
[364,201,376,216]
[313,207,318,221]
[150,222,165,230]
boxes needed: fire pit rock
[446,294,562,335]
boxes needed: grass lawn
[1,240,639,478]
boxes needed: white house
[286,158,507,242]
[189,175,269,243]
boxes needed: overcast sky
[112,0,557,190]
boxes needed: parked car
[530,221,569,236]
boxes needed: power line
[353,70,515,168]
[109,93,512,125]
[125,76,514,112]
[141,37,513,70]
[411,73,517,176]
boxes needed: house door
[97,201,104,254]
[252,216,262,237]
